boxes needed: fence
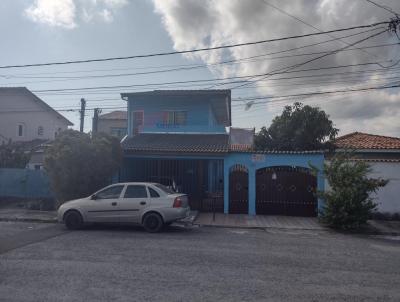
[0,168,53,199]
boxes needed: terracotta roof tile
[334,132,400,150]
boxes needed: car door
[84,185,125,222]
[118,184,149,223]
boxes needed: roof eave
[27,88,74,125]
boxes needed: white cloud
[99,8,113,23]
[25,0,77,29]
[152,0,400,136]
[24,0,129,28]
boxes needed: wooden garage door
[256,166,317,217]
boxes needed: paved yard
[0,222,399,302]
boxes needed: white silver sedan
[58,182,190,232]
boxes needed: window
[34,165,41,170]
[17,123,25,137]
[95,185,124,199]
[154,183,175,194]
[132,111,144,134]
[163,111,187,126]
[124,185,148,198]
[110,127,127,138]
[38,126,44,136]
[148,187,160,198]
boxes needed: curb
[193,222,400,235]
[0,217,57,223]
[193,223,328,232]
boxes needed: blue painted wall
[0,168,53,199]
[126,94,226,135]
[223,153,325,215]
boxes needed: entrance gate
[229,164,248,214]
[256,166,317,217]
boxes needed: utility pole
[79,98,86,132]
[92,108,101,134]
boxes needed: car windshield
[154,183,175,194]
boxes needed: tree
[318,153,388,230]
[254,102,338,151]
[0,143,30,168]
[44,130,122,203]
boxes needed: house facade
[119,90,324,216]
[333,132,400,216]
[0,87,73,144]
[97,110,127,139]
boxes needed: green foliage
[254,102,338,151]
[0,143,30,168]
[319,153,388,230]
[44,130,122,202]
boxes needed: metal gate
[256,166,317,217]
[229,164,249,214]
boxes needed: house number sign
[251,154,266,163]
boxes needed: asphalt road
[0,222,399,302]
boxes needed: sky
[0,0,399,136]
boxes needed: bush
[44,130,122,203]
[319,153,388,230]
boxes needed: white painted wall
[98,119,127,135]
[369,162,400,214]
[324,161,400,214]
[0,88,71,143]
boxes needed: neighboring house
[119,90,324,216]
[26,141,52,170]
[333,132,400,216]
[97,110,127,139]
[0,87,73,144]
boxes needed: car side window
[148,187,160,198]
[96,185,124,199]
[124,185,148,198]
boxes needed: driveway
[0,222,399,302]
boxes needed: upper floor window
[110,127,127,138]
[17,123,25,137]
[38,126,44,136]
[163,111,187,126]
[132,111,144,135]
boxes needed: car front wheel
[143,213,163,233]
[64,211,83,230]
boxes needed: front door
[85,185,125,222]
[229,165,249,214]
[118,184,149,223]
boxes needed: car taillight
[173,197,183,208]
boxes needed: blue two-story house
[120,90,324,216]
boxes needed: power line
[0,22,391,70]
[28,58,399,95]
[364,0,400,16]
[0,26,382,78]
[2,42,397,86]
[231,82,400,104]
[2,82,399,114]
[259,0,382,60]
[229,28,388,89]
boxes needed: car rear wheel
[64,211,83,230]
[143,213,163,233]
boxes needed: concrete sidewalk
[194,212,326,230]
[194,212,400,235]
[0,208,57,223]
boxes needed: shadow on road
[76,222,195,234]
